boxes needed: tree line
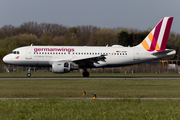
[0,21,180,63]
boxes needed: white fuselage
[3,45,176,68]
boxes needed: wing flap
[72,55,106,67]
[72,55,106,62]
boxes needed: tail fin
[141,17,173,52]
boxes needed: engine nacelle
[52,62,71,73]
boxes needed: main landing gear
[27,68,31,77]
[83,71,89,77]
[82,69,89,77]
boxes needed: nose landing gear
[27,73,31,77]
[27,68,31,77]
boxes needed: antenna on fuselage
[106,44,108,47]
[30,44,33,46]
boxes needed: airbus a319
[3,17,176,77]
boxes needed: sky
[0,0,180,33]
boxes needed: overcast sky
[0,0,179,33]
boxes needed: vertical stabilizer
[140,17,173,52]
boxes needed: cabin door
[26,48,32,59]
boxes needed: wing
[72,55,106,68]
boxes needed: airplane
[3,17,176,77]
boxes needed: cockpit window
[11,51,20,54]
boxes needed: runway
[0,76,180,80]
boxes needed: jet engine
[52,62,78,73]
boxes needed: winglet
[141,17,173,52]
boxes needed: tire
[83,72,89,77]
[27,73,31,77]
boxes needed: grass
[0,72,180,77]
[0,78,180,119]
[0,79,180,98]
[0,99,180,120]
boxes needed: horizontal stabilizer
[152,49,176,55]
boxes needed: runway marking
[1,97,180,100]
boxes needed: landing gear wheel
[83,72,89,77]
[27,73,31,77]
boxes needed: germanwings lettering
[34,48,75,53]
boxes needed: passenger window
[42,52,44,54]
[117,53,119,55]
[64,53,66,54]
[17,51,19,54]
[114,53,116,55]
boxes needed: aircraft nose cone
[3,55,10,63]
